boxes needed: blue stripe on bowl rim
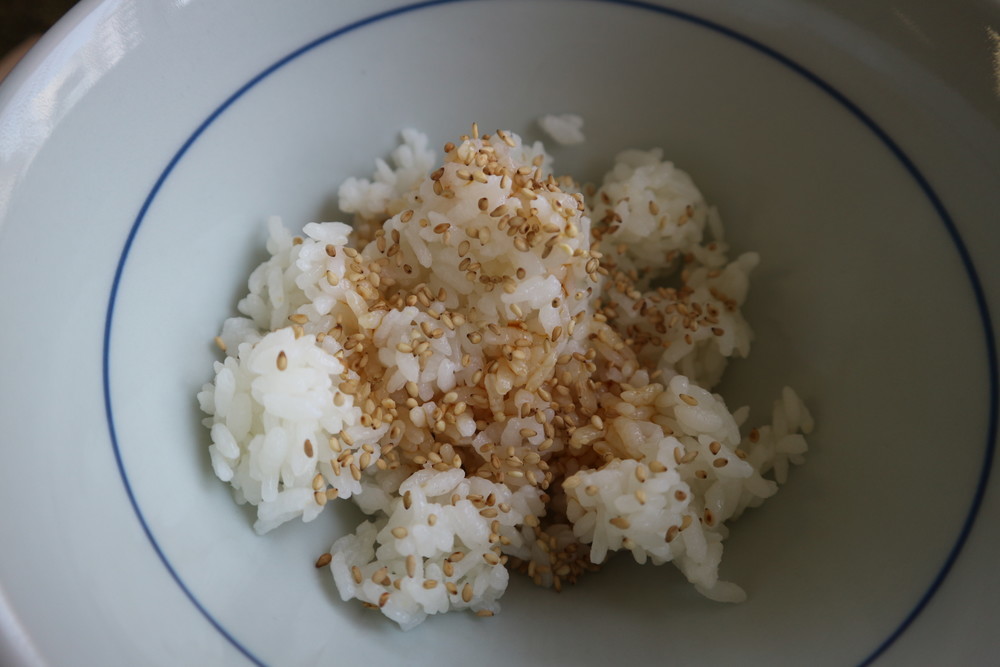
[101,1,997,665]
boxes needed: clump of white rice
[198,124,813,628]
[538,113,585,145]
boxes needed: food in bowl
[197,125,812,629]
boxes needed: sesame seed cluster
[199,126,812,628]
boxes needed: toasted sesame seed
[276,351,288,371]
[315,553,333,568]
[679,393,698,406]
[391,526,408,539]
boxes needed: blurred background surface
[1,0,79,77]
[2,0,78,52]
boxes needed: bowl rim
[60,0,997,664]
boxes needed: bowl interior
[106,2,991,664]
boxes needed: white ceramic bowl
[1,1,998,665]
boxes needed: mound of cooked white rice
[198,124,812,629]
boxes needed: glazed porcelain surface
[1,1,998,664]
